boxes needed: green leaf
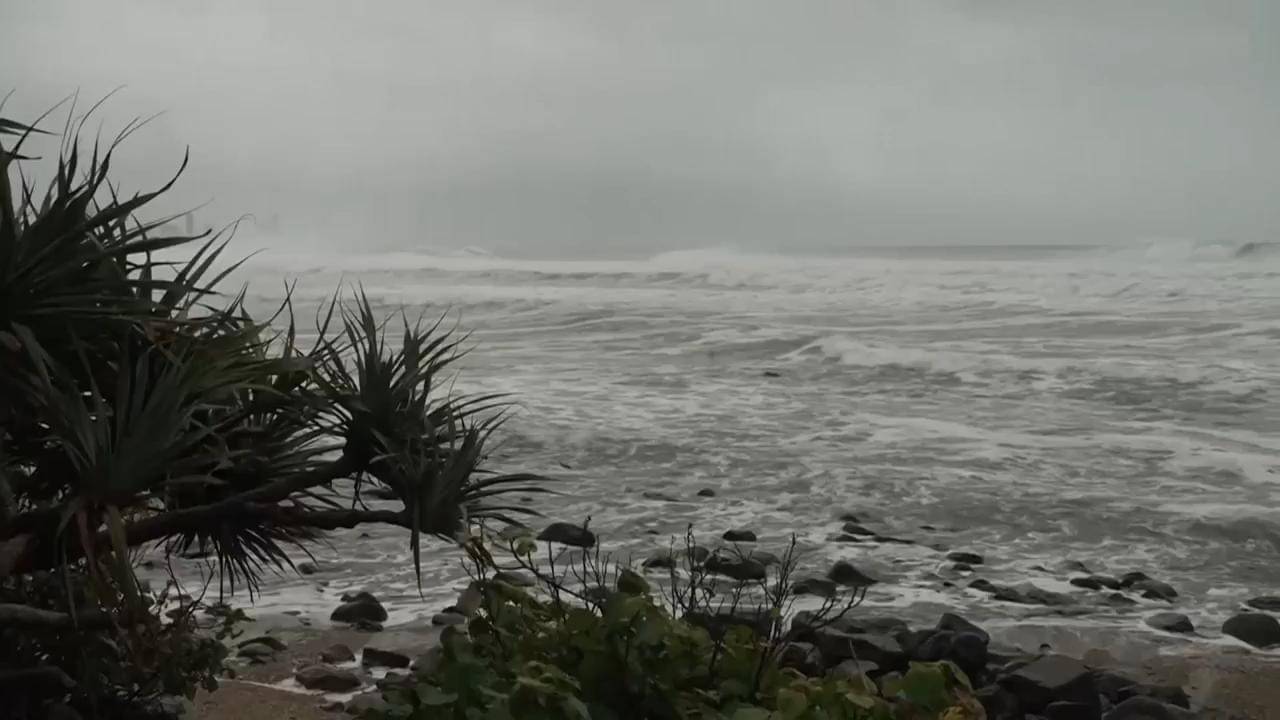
[776,688,808,719]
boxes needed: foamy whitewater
[166,242,1280,650]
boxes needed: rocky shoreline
[195,513,1280,720]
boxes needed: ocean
[181,241,1280,651]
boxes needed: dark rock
[1118,572,1151,588]
[1071,575,1124,591]
[686,546,711,564]
[857,617,911,635]
[236,642,278,662]
[793,577,838,598]
[641,490,681,502]
[827,533,862,543]
[1222,612,1280,648]
[914,630,955,662]
[777,642,823,676]
[362,647,411,668]
[1046,701,1100,720]
[297,561,318,576]
[827,561,878,588]
[1059,560,1092,574]
[353,619,383,632]
[722,528,758,542]
[947,551,985,565]
[331,593,388,624]
[536,522,596,548]
[1103,696,1194,720]
[1145,612,1194,634]
[749,550,781,566]
[841,522,875,536]
[836,511,860,523]
[814,629,906,671]
[952,562,974,572]
[1103,592,1139,607]
[339,590,379,604]
[1000,654,1097,713]
[642,552,677,570]
[238,635,288,652]
[345,692,389,714]
[871,535,914,545]
[970,578,998,593]
[376,671,412,691]
[431,612,467,626]
[938,612,991,645]
[896,628,936,658]
[977,685,1023,720]
[696,488,717,497]
[950,632,989,680]
[829,659,880,678]
[320,643,355,663]
[493,570,535,587]
[295,665,362,692]
[763,370,782,378]
[1245,596,1280,612]
[317,699,344,712]
[705,554,767,581]
[1132,580,1177,602]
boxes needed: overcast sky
[4,1,1278,257]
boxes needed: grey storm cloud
[3,1,1278,256]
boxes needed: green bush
[364,528,984,720]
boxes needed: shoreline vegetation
[1,106,1276,720]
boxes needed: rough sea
[172,241,1280,657]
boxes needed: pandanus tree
[0,102,550,718]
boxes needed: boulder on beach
[330,592,388,624]
[536,522,596,548]
[722,528,757,542]
[937,612,990,645]
[813,629,906,671]
[1222,612,1280,648]
[296,561,318,576]
[793,577,837,598]
[642,551,677,570]
[641,490,681,502]
[320,643,355,663]
[236,642,278,663]
[999,654,1097,713]
[1131,579,1177,601]
[827,561,878,588]
[1245,596,1280,612]
[362,646,411,669]
[685,607,772,639]
[704,554,766,581]
[946,551,984,565]
[1145,612,1194,634]
[295,665,362,692]
[696,488,717,497]
[841,522,875,536]
[1070,575,1121,591]
[1103,696,1195,720]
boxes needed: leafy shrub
[364,527,984,720]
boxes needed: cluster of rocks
[780,611,1193,720]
